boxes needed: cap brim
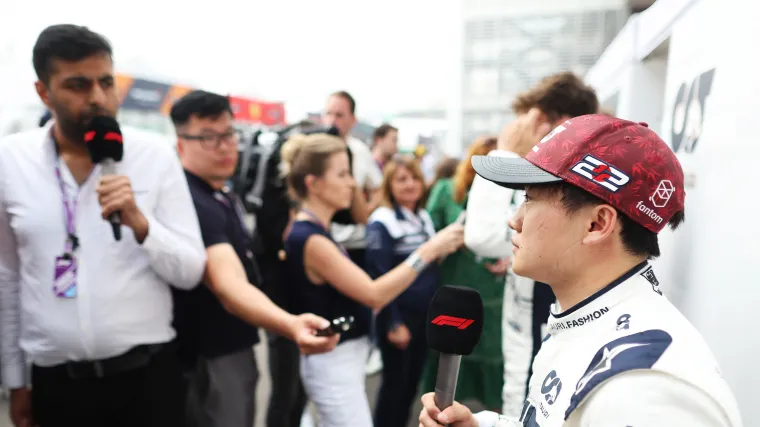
[471,155,564,189]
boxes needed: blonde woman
[280,134,464,426]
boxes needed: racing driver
[419,112,743,427]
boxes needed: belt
[41,343,165,380]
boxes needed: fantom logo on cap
[431,315,475,330]
[650,180,675,208]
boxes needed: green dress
[420,178,505,410]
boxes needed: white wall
[588,0,760,423]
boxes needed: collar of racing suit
[546,261,654,337]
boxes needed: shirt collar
[184,170,217,195]
[547,261,651,336]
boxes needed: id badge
[53,256,78,298]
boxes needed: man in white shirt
[419,112,743,426]
[463,72,600,417]
[0,24,207,427]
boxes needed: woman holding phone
[281,133,464,427]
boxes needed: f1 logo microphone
[431,315,475,330]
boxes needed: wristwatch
[404,251,428,273]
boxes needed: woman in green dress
[420,136,507,411]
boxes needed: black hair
[33,24,113,84]
[170,90,233,127]
[330,90,356,115]
[533,182,685,259]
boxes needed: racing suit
[465,149,555,417]
[472,262,743,427]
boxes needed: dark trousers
[31,342,184,427]
[184,347,258,427]
[374,311,428,427]
[266,332,308,427]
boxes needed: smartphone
[316,316,355,337]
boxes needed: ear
[35,80,52,110]
[582,204,619,246]
[175,139,184,155]
[304,174,318,193]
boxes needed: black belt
[40,343,165,380]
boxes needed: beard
[49,97,114,144]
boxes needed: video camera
[231,124,340,213]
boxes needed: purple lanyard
[300,209,349,257]
[53,155,79,255]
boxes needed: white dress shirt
[0,124,206,389]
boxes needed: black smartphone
[316,316,355,337]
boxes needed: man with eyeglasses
[170,90,340,427]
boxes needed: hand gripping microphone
[427,285,484,417]
[84,116,124,241]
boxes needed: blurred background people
[371,123,399,171]
[422,136,507,412]
[365,156,440,427]
[280,132,463,426]
[427,156,459,193]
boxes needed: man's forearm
[217,279,294,339]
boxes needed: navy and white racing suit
[473,262,743,426]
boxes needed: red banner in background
[229,96,287,126]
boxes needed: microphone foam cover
[426,285,484,355]
[85,115,124,163]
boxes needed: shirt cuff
[139,214,169,254]
[3,362,27,389]
[488,150,520,159]
[474,410,498,427]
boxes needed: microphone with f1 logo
[84,116,125,241]
[427,285,484,418]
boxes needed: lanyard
[214,191,249,234]
[53,154,80,256]
[300,208,349,257]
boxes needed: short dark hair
[170,90,233,128]
[373,123,397,142]
[330,91,356,115]
[512,72,599,121]
[32,25,113,84]
[532,182,685,259]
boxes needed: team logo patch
[570,155,630,192]
[640,266,662,296]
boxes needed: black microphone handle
[434,353,462,424]
[109,211,122,241]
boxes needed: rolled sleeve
[464,150,520,258]
[140,153,206,290]
[0,159,26,388]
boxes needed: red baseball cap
[471,114,685,233]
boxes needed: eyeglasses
[180,129,242,149]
